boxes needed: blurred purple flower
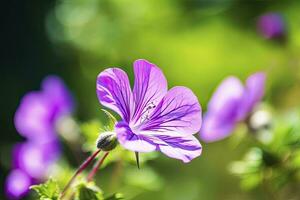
[14,76,74,142]
[200,72,266,142]
[5,169,32,199]
[5,76,74,199]
[257,13,285,39]
[97,59,202,163]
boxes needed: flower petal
[115,121,156,152]
[238,72,266,119]
[207,77,244,118]
[200,113,235,142]
[156,133,202,163]
[131,59,167,124]
[139,86,201,135]
[97,68,133,122]
[199,77,244,142]
[5,169,32,199]
[42,75,74,119]
[116,122,202,162]
[14,92,56,142]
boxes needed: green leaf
[104,193,124,200]
[30,179,60,200]
[75,182,104,200]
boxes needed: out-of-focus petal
[237,72,266,120]
[5,169,32,199]
[14,92,55,142]
[138,86,201,135]
[207,77,244,118]
[97,68,133,122]
[257,13,285,39]
[13,141,60,179]
[200,113,235,142]
[42,75,74,120]
[131,59,167,125]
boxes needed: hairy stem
[60,149,101,198]
[87,152,110,182]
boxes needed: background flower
[200,72,265,142]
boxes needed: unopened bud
[96,132,118,151]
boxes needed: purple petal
[156,133,202,163]
[138,86,202,135]
[14,92,56,142]
[42,75,74,120]
[116,121,156,152]
[131,59,167,125]
[97,68,133,122]
[5,169,32,199]
[257,13,285,39]
[200,113,235,142]
[236,72,266,120]
[199,77,244,142]
[13,141,60,179]
[207,77,244,118]
[116,121,202,162]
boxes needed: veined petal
[115,122,202,162]
[139,86,201,135]
[200,113,235,142]
[97,68,133,122]
[157,133,202,163]
[131,59,167,124]
[115,121,156,152]
[238,72,266,119]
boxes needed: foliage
[30,179,60,200]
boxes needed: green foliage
[124,166,164,191]
[230,110,300,191]
[104,193,124,200]
[75,182,104,200]
[30,179,60,200]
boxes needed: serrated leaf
[104,193,124,200]
[30,179,60,200]
[75,182,104,200]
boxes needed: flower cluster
[5,76,74,199]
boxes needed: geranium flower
[200,72,266,142]
[5,76,74,199]
[97,59,202,163]
[257,13,285,39]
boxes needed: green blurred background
[1,0,300,199]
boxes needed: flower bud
[96,132,118,151]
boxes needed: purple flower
[97,59,202,163]
[200,72,266,143]
[257,13,285,39]
[5,169,32,199]
[14,76,74,143]
[6,75,74,199]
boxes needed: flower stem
[87,152,110,182]
[60,149,101,198]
